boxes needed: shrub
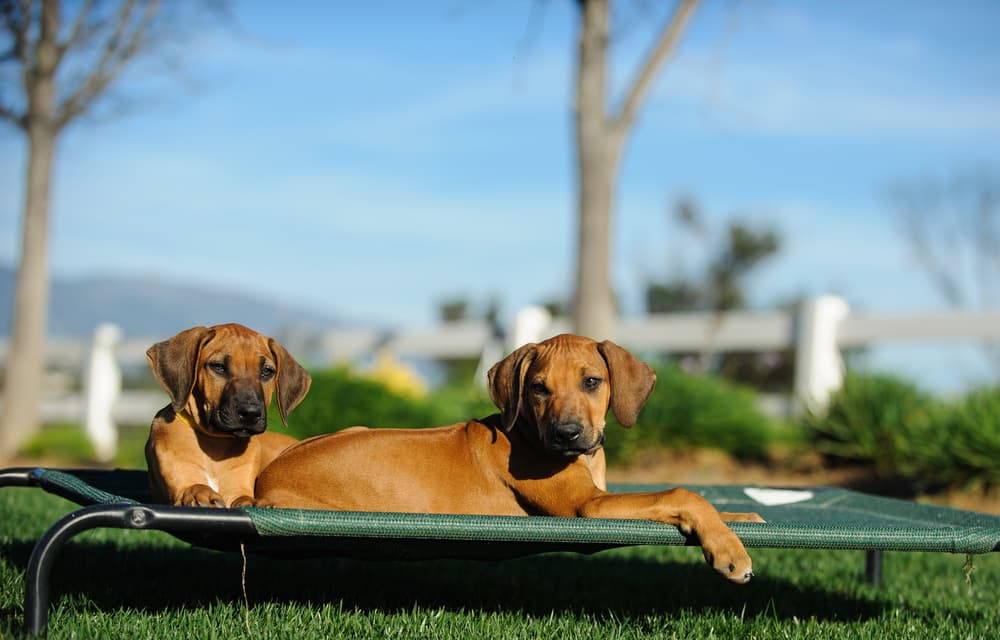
[281,366,495,440]
[17,422,149,468]
[18,423,95,461]
[935,385,1000,488]
[801,372,939,479]
[604,366,781,463]
[801,374,1000,491]
[280,366,438,439]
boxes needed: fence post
[510,306,553,350]
[794,295,849,415]
[82,323,122,462]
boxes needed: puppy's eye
[260,365,276,381]
[207,362,227,375]
[530,382,550,396]
[583,377,602,391]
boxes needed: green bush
[935,385,1000,488]
[281,366,495,440]
[604,366,782,463]
[801,372,939,479]
[424,383,498,425]
[18,423,95,460]
[18,422,150,468]
[803,374,1000,490]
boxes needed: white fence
[311,296,1000,411]
[2,295,999,459]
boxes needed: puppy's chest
[202,470,221,492]
[186,430,257,487]
[197,450,257,495]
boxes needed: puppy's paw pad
[177,484,227,508]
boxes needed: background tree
[888,167,1000,371]
[645,197,790,389]
[572,0,700,339]
[0,0,216,458]
[646,197,780,313]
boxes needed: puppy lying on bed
[146,323,311,508]
[256,334,761,583]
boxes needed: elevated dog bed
[3,466,1000,635]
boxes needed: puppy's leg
[578,488,755,583]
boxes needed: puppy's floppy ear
[146,326,215,413]
[269,338,312,427]
[487,342,537,431]
[597,340,656,428]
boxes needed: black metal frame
[865,550,884,587]
[0,468,256,636]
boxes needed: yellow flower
[365,348,428,398]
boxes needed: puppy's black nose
[552,421,583,444]
[236,402,263,426]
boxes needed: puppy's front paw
[176,484,226,508]
[230,495,255,508]
[700,527,755,584]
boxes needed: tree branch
[611,0,699,135]
[55,0,161,128]
[54,0,95,66]
[1,0,32,63]
[898,196,966,307]
[0,98,27,129]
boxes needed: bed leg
[23,504,132,636]
[21,502,257,636]
[865,550,883,587]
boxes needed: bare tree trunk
[0,0,189,460]
[0,0,61,459]
[0,126,57,457]
[571,0,700,340]
[573,0,621,340]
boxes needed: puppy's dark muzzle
[214,389,268,437]
[546,421,603,456]
[552,421,583,445]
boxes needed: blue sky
[2,1,999,389]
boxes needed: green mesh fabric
[243,486,1000,554]
[28,469,1000,555]
[34,469,141,506]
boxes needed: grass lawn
[1,487,998,639]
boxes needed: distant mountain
[0,264,342,339]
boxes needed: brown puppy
[145,323,311,508]
[256,334,761,583]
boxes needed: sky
[2,1,1000,391]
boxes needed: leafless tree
[0,0,206,458]
[571,0,700,339]
[889,167,1000,370]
